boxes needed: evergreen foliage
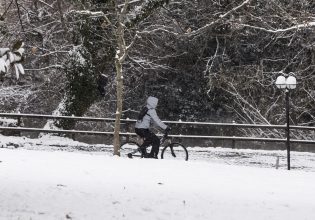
[58,46,98,129]
[56,9,115,129]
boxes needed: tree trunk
[113,60,123,156]
[113,0,128,156]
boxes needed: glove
[165,126,171,134]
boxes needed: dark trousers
[135,128,160,156]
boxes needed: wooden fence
[0,112,315,146]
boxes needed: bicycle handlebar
[159,132,169,144]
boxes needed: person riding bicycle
[135,96,170,159]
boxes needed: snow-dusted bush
[0,41,25,80]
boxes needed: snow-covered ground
[1,134,315,171]
[1,135,315,220]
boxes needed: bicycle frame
[121,133,188,160]
[129,134,169,158]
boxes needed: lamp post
[275,74,297,170]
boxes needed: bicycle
[120,133,189,161]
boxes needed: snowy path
[1,148,315,220]
[1,134,315,171]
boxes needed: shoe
[143,153,152,158]
[139,147,147,156]
[144,153,158,159]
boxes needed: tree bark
[113,60,123,156]
[113,0,128,156]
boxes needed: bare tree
[112,0,169,155]
[113,0,133,156]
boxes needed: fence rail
[0,112,315,145]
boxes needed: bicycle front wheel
[161,143,188,161]
[120,142,141,158]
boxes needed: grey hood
[146,96,158,109]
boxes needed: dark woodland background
[0,0,314,147]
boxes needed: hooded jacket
[135,96,167,130]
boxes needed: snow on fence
[0,112,315,146]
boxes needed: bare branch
[37,0,54,9]
[239,22,315,33]
[25,65,64,71]
[189,0,251,36]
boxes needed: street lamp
[275,73,297,170]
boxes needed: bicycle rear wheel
[161,143,188,161]
[120,142,141,158]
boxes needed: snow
[42,98,66,132]
[68,46,87,66]
[1,135,315,219]
[0,48,10,56]
[0,118,17,127]
[69,10,105,18]
[0,46,25,79]
[0,57,7,73]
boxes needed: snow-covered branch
[37,0,54,9]
[205,37,220,76]
[24,65,64,71]
[129,56,175,71]
[0,85,33,111]
[239,22,315,33]
[125,0,169,27]
[189,0,251,36]
[118,0,141,8]
[68,10,106,19]
[137,25,179,35]
[0,41,25,80]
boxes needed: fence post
[17,116,21,127]
[17,114,22,136]
[126,119,130,143]
[275,156,280,169]
[232,121,236,149]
